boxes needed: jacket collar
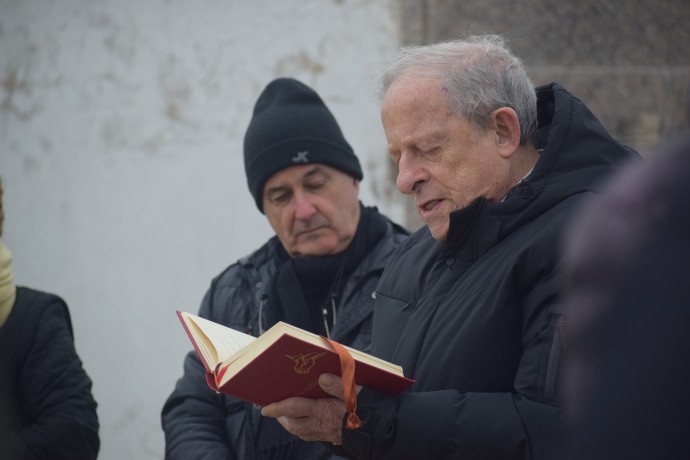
[439,81,636,263]
[441,199,501,261]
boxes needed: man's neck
[499,145,540,202]
[514,144,540,182]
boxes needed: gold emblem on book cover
[286,351,327,374]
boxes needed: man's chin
[427,221,449,241]
[292,239,342,257]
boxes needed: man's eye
[418,147,440,160]
[269,193,290,204]
[305,181,326,191]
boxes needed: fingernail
[320,373,334,386]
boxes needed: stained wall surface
[0,1,401,458]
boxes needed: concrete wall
[0,1,401,458]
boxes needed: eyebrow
[416,133,446,149]
[303,166,325,179]
[264,166,326,196]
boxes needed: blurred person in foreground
[562,131,690,460]
[261,35,636,459]
[0,176,100,460]
[161,77,409,459]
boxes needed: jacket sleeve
[6,298,100,460]
[161,350,239,459]
[342,271,564,460]
[161,273,250,460]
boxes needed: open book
[177,311,414,407]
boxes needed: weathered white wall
[0,0,402,457]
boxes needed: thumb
[319,373,345,399]
[319,373,363,400]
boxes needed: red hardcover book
[176,311,414,406]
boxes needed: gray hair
[378,34,537,145]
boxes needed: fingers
[276,413,342,444]
[261,374,346,417]
[261,393,347,445]
[261,396,314,418]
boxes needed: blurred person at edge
[562,131,690,460]
[162,77,409,459]
[261,35,637,459]
[0,176,100,460]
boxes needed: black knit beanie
[243,78,363,212]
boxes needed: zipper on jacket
[544,309,566,400]
[557,316,566,351]
[250,295,266,335]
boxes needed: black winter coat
[340,83,637,460]
[0,287,100,460]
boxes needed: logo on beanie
[292,151,309,163]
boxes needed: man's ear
[491,107,521,159]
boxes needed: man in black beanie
[162,78,408,459]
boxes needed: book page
[186,313,256,363]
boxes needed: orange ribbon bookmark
[324,337,363,430]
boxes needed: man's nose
[294,191,318,220]
[396,153,427,195]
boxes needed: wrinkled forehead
[263,163,359,196]
[263,164,324,191]
[383,74,444,108]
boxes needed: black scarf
[265,204,387,336]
